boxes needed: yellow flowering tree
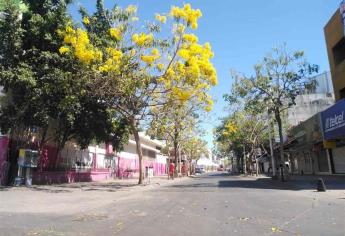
[58,0,217,184]
[215,111,269,174]
[147,99,206,176]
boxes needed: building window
[340,87,345,99]
[148,150,156,158]
[332,37,345,65]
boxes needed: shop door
[332,147,345,174]
[304,152,312,174]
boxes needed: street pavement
[0,173,345,236]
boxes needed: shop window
[333,37,345,65]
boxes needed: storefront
[285,113,330,175]
[321,99,345,174]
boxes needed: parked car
[195,167,205,174]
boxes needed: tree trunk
[173,141,178,177]
[243,146,247,174]
[54,129,69,169]
[274,109,284,164]
[268,118,276,177]
[231,155,234,173]
[275,109,285,181]
[131,119,144,185]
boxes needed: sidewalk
[287,174,345,190]
[242,173,345,192]
[0,175,189,214]
[0,174,187,193]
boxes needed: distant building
[287,72,334,127]
[324,6,345,101]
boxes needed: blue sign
[321,99,345,140]
[341,0,345,32]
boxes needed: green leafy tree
[0,0,129,178]
[215,110,269,173]
[182,136,208,162]
[224,45,318,169]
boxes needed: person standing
[169,161,175,180]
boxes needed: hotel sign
[321,99,345,140]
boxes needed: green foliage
[225,45,318,115]
[215,111,268,156]
[0,0,129,152]
[221,45,318,164]
[181,136,208,161]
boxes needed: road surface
[0,173,344,236]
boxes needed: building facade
[282,73,335,175]
[287,72,334,127]
[324,6,345,101]
[285,114,331,175]
[319,3,345,174]
[320,99,345,174]
[0,132,167,185]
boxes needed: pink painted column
[0,136,9,185]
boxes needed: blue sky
[69,0,341,148]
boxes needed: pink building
[0,132,167,185]
[116,133,167,178]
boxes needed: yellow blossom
[155,14,167,24]
[59,46,70,54]
[82,16,90,25]
[106,47,122,60]
[225,121,237,133]
[132,33,154,47]
[183,34,198,43]
[125,5,137,14]
[65,25,74,33]
[98,57,120,73]
[109,28,122,41]
[177,24,186,34]
[141,55,156,66]
[157,63,164,71]
[172,87,192,102]
[60,26,101,65]
[170,4,202,30]
[178,49,189,60]
[151,48,160,57]
[141,49,160,66]
[129,49,136,57]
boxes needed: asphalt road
[1,173,345,236]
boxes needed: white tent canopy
[197,157,219,167]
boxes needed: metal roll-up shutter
[332,147,345,174]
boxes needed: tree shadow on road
[218,178,345,191]
[162,173,345,191]
[0,186,11,191]
[0,182,138,193]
